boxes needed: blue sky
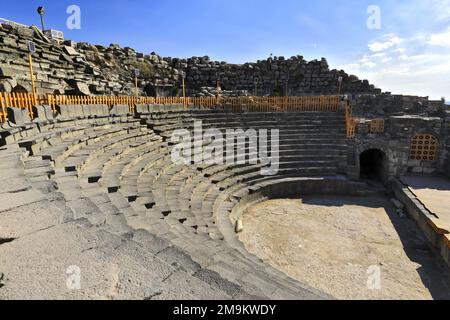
[2,0,449,99]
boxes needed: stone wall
[180,55,381,96]
[0,23,446,117]
[350,93,447,117]
[348,115,449,181]
[0,23,380,98]
[392,180,450,268]
[444,117,450,178]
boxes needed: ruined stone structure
[1,22,447,114]
[0,22,381,97]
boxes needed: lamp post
[253,77,258,97]
[37,6,45,33]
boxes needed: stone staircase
[0,104,347,300]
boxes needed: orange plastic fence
[0,93,342,123]
[369,119,385,134]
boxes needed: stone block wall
[0,23,380,98]
[444,117,450,177]
[350,93,447,117]
[350,116,449,180]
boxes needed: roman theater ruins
[0,18,449,300]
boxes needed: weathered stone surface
[0,200,62,239]
[0,189,46,212]
[6,107,25,126]
[63,46,79,57]
[74,81,91,95]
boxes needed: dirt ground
[238,195,450,300]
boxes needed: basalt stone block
[22,109,32,124]
[81,104,94,118]
[42,105,55,120]
[136,104,150,114]
[168,104,182,112]
[57,105,71,119]
[98,104,110,117]
[174,104,184,112]
[164,104,174,112]
[90,104,103,117]
[6,107,25,126]
[68,104,84,118]
[149,104,163,113]
[34,105,47,122]
[88,104,102,117]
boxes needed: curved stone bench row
[77,108,340,298]
[71,127,318,298]
[105,153,320,298]
[88,109,349,297]
[1,106,272,299]
[1,105,345,299]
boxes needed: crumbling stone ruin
[1,22,447,117]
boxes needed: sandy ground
[238,195,450,300]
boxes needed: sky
[1,0,449,100]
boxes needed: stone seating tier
[0,104,348,300]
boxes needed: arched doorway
[359,149,388,183]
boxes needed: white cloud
[368,35,403,52]
[335,30,450,100]
[428,27,450,46]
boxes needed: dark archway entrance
[360,149,388,183]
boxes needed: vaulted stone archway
[355,142,396,185]
[360,149,388,183]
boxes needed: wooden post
[28,54,37,99]
[216,80,221,108]
[0,92,6,122]
[134,76,139,98]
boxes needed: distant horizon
[1,0,449,100]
